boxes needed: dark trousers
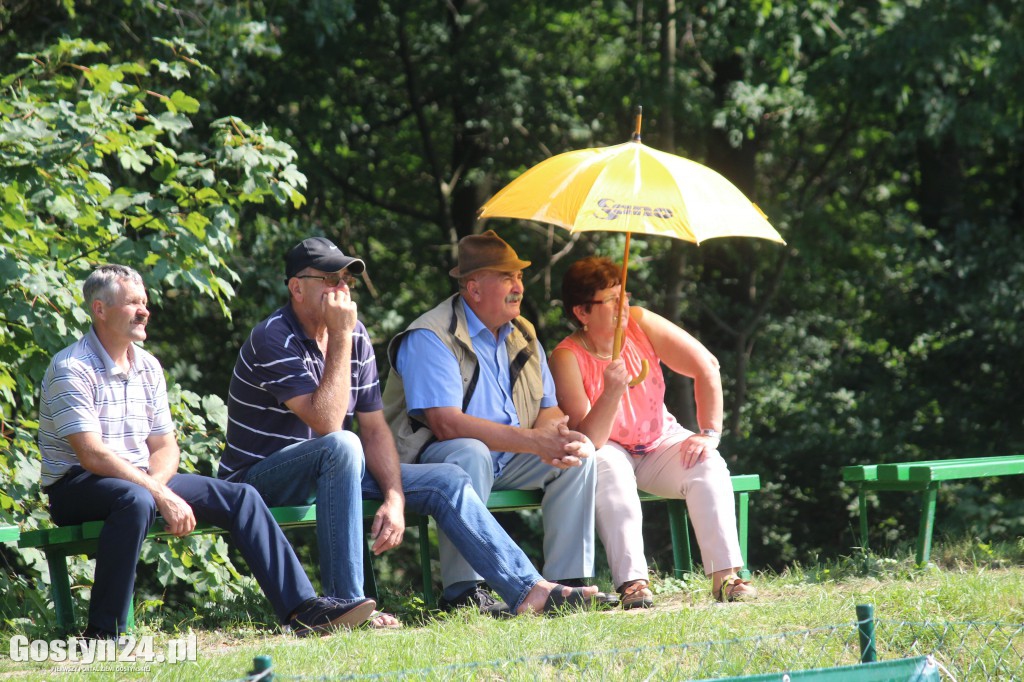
[47,468,316,634]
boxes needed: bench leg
[360,516,434,608]
[45,550,76,634]
[736,491,751,580]
[665,499,693,577]
[916,485,939,566]
[417,516,434,606]
[362,535,379,602]
[858,486,870,572]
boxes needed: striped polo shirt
[219,303,383,481]
[38,327,174,487]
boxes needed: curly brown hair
[561,256,620,326]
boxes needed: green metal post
[856,604,877,663]
[250,655,274,680]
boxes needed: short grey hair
[82,264,144,308]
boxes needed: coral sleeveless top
[555,316,680,454]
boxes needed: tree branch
[396,11,451,237]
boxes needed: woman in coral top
[550,257,756,608]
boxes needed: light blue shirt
[396,300,558,476]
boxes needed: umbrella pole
[613,234,632,360]
[614,232,649,385]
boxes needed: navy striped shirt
[218,304,383,481]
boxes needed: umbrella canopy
[478,140,785,246]
[477,110,784,382]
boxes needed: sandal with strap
[618,579,654,610]
[365,610,402,629]
[714,574,757,603]
[540,586,607,615]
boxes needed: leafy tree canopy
[0,35,308,624]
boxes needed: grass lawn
[3,544,1023,680]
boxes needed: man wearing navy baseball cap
[221,236,606,627]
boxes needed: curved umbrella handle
[613,328,649,387]
[630,361,650,387]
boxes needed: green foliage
[0,36,306,630]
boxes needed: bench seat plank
[895,459,1024,483]
[841,465,880,483]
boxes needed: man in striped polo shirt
[38,265,376,639]
[220,237,605,625]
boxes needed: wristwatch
[699,428,721,440]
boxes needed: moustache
[504,295,523,304]
[132,317,147,325]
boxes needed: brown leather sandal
[618,579,654,610]
[714,574,757,603]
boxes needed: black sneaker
[80,626,120,640]
[77,626,129,652]
[437,584,511,617]
[289,596,376,636]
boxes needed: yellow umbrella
[478,114,784,246]
[478,108,785,382]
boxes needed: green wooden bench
[0,525,21,543]
[19,473,759,633]
[842,455,1024,565]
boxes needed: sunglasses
[587,291,631,306]
[295,272,357,288]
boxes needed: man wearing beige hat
[383,230,600,613]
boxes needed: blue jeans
[47,468,315,635]
[240,431,543,610]
[420,438,597,586]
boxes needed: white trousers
[596,431,744,589]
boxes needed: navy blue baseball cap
[285,237,365,279]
